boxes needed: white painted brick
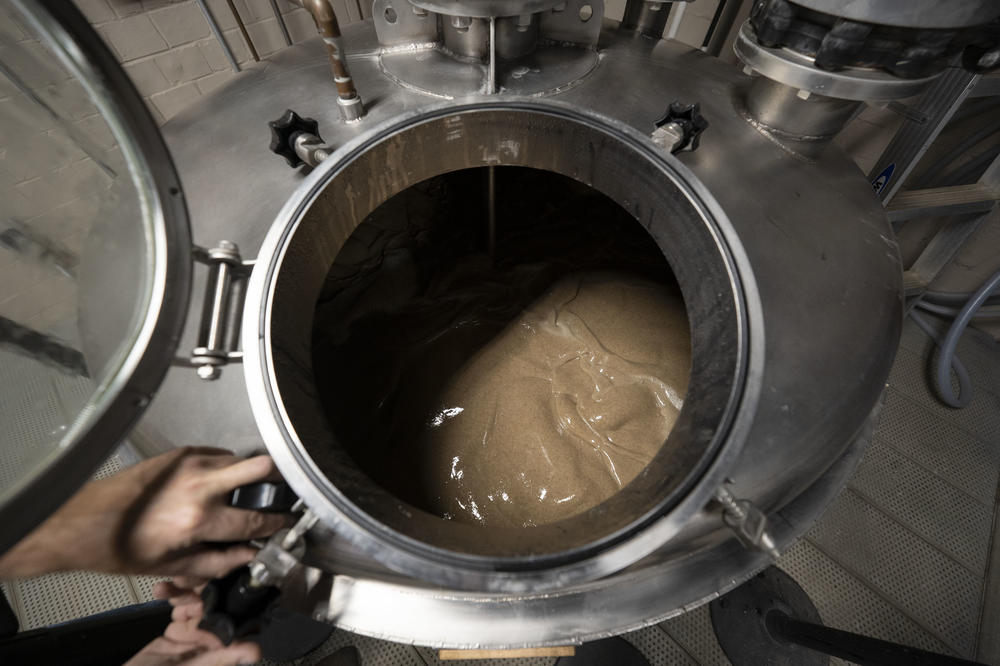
[0,41,69,88]
[106,0,146,18]
[45,79,98,120]
[222,28,256,63]
[198,37,233,71]
[0,12,28,45]
[204,0,249,31]
[142,0,187,11]
[277,0,300,14]
[149,81,202,120]
[74,0,117,25]
[674,13,711,48]
[100,15,169,60]
[686,0,720,20]
[244,0,277,22]
[246,18,286,56]
[155,44,211,84]
[195,69,236,94]
[123,58,171,95]
[285,8,317,43]
[149,1,211,47]
[74,114,118,150]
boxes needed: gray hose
[909,309,972,407]
[915,300,1000,320]
[930,268,1000,408]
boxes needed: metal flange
[734,22,939,101]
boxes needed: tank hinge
[714,487,779,560]
[185,241,254,380]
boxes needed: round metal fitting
[336,95,364,122]
[787,0,1000,29]
[733,22,939,101]
[409,0,565,17]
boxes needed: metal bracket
[715,487,779,560]
[249,510,320,588]
[186,241,254,380]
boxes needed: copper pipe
[299,0,365,119]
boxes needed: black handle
[230,481,298,513]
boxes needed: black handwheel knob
[654,101,709,153]
[268,109,322,168]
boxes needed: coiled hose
[910,268,1000,408]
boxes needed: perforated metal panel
[876,390,998,503]
[849,439,993,572]
[658,603,730,664]
[298,631,425,666]
[16,570,138,631]
[807,489,981,654]
[622,624,697,664]
[779,539,954,655]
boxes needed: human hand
[124,580,261,666]
[0,447,290,580]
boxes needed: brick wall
[74,0,368,124]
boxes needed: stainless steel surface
[788,0,1000,29]
[621,0,670,37]
[744,76,862,152]
[143,17,902,644]
[295,0,366,121]
[409,0,565,18]
[196,0,241,73]
[734,22,939,101]
[0,1,191,555]
[376,0,601,96]
[442,15,489,59]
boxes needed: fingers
[172,600,204,622]
[164,616,224,651]
[154,581,202,606]
[200,507,291,543]
[203,456,280,495]
[184,642,261,666]
[176,544,259,580]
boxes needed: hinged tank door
[0,0,192,554]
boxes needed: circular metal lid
[0,1,191,555]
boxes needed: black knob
[655,101,709,153]
[269,109,322,168]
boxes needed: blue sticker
[872,162,895,194]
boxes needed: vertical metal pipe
[666,0,685,39]
[488,17,497,94]
[195,0,240,72]
[487,165,496,262]
[704,0,744,56]
[270,0,293,46]
[621,0,671,38]
[225,0,260,61]
[300,0,365,120]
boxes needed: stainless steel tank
[127,4,906,646]
[0,0,935,650]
